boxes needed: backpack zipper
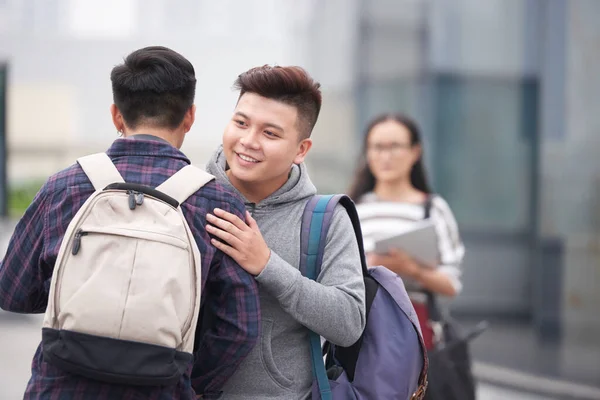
[71,229,88,255]
[69,227,188,256]
[127,190,145,210]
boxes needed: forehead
[235,92,298,129]
[368,120,411,143]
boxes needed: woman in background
[348,113,465,349]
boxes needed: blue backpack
[300,195,428,400]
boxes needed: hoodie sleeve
[255,204,366,347]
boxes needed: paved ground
[459,315,600,389]
[0,222,587,399]
[0,311,558,399]
[478,385,555,400]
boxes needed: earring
[117,129,123,137]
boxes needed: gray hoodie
[205,146,366,400]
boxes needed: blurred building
[308,0,600,352]
[1,0,599,387]
[305,0,600,386]
[0,0,324,177]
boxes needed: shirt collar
[106,137,190,164]
[128,133,171,145]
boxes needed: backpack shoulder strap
[299,194,336,400]
[77,153,125,191]
[300,194,368,278]
[155,165,215,205]
[301,194,429,400]
[299,194,369,400]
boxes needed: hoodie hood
[205,145,317,208]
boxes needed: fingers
[206,214,237,233]
[210,236,240,259]
[206,224,242,247]
[366,253,381,266]
[206,211,245,234]
[213,208,248,230]
[206,213,245,248]
[388,248,407,259]
[374,254,395,265]
[245,211,258,229]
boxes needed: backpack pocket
[53,226,195,350]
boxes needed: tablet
[373,220,438,268]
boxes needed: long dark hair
[347,113,432,202]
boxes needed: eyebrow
[234,111,284,132]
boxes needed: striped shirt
[356,192,465,296]
[0,138,261,400]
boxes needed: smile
[236,152,260,163]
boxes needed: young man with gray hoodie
[198,65,366,399]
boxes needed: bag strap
[156,165,215,205]
[300,194,369,278]
[77,153,125,191]
[77,153,213,205]
[300,194,333,400]
[305,196,377,383]
[424,194,434,219]
[301,194,430,399]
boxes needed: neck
[123,127,181,149]
[373,178,418,202]
[226,169,289,204]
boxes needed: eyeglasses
[367,142,412,155]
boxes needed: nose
[380,150,394,161]
[373,148,393,162]
[239,129,261,150]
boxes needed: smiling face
[222,92,312,202]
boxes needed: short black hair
[110,46,196,130]
[234,65,322,139]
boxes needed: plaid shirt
[0,138,261,400]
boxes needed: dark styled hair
[110,46,196,130]
[347,113,432,201]
[233,65,322,139]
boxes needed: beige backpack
[41,153,214,385]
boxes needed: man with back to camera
[0,46,260,400]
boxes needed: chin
[229,164,261,184]
[376,173,403,183]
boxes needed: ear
[110,104,125,132]
[293,138,313,165]
[182,105,196,134]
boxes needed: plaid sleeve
[0,182,51,313]
[191,198,261,397]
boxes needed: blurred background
[0,0,599,399]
